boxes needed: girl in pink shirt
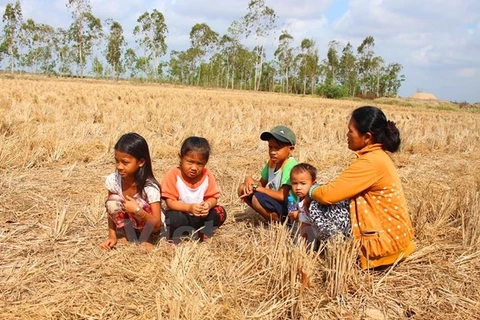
[100,133,162,250]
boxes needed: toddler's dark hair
[351,106,401,152]
[114,132,159,194]
[291,163,317,182]
[180,136,211,162]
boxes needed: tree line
[0,0,405,98]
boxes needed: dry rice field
[1,76,479,319]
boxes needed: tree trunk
[285,68,289,94]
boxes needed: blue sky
[1,0,479,102]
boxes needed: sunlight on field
[1,76,479,319]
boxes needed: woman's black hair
[114,132,159,195]
[180,136,211,162]
[291,163,317,182]
[351,106,401,152]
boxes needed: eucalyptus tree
[338,42,357,97]
[1,0,23,73]
[371,56,384,97]
[123,48,137,78]
[242,0,277,91]
[233,46,256,90]
[218,34,236,88]
[19,19,41,72]
[19,19,56,74]
[297,38,319,95]
[209,51,227,87]
[357,36,375,96]
[189,23,219,86]
[379,62,404,97]
[66,0,102,77]
[168,49,199,85]
[259,60,276,92]
[274,31,294,93]
[168,49,186,84]
[91,55,103,78]
[55,27,74,76]
[326,40,340,85]
[105,19,125,80]
[133,9,168,80]
[37,24,56,75]
[220,19,244,89]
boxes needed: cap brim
[260,132,291,144]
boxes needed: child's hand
[100,237,117,251]
[190,203,208,217]
[288,210,299,220]
[200,201,211,215]
[123,195,139,214]
[239,178,256,198]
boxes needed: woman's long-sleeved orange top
[311,143,416,269]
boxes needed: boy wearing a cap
[238,125,297,222]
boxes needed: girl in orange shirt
[161,137,227,242]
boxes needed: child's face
[267,138,293,165]
[115,150,145,179]
[179,151,207,182]
[291,170,314,199]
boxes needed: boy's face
[267,138,293,166]
[291,170,314,199]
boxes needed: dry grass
[1,75,479,319]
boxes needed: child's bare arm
[166,198,211,217]
[254,184,290,202]
[100,219,117,250]
[165,198,195,213]
[238,177,266,197]
[143,201,162,230]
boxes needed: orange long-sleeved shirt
[311,143,416,269]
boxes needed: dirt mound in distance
[410,92,437,100]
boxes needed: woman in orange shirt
[309,106,416,269]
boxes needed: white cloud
[274,0,332,19]
[411,45,433,67]
[456,68,477,78]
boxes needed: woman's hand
[100,237,117,251]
